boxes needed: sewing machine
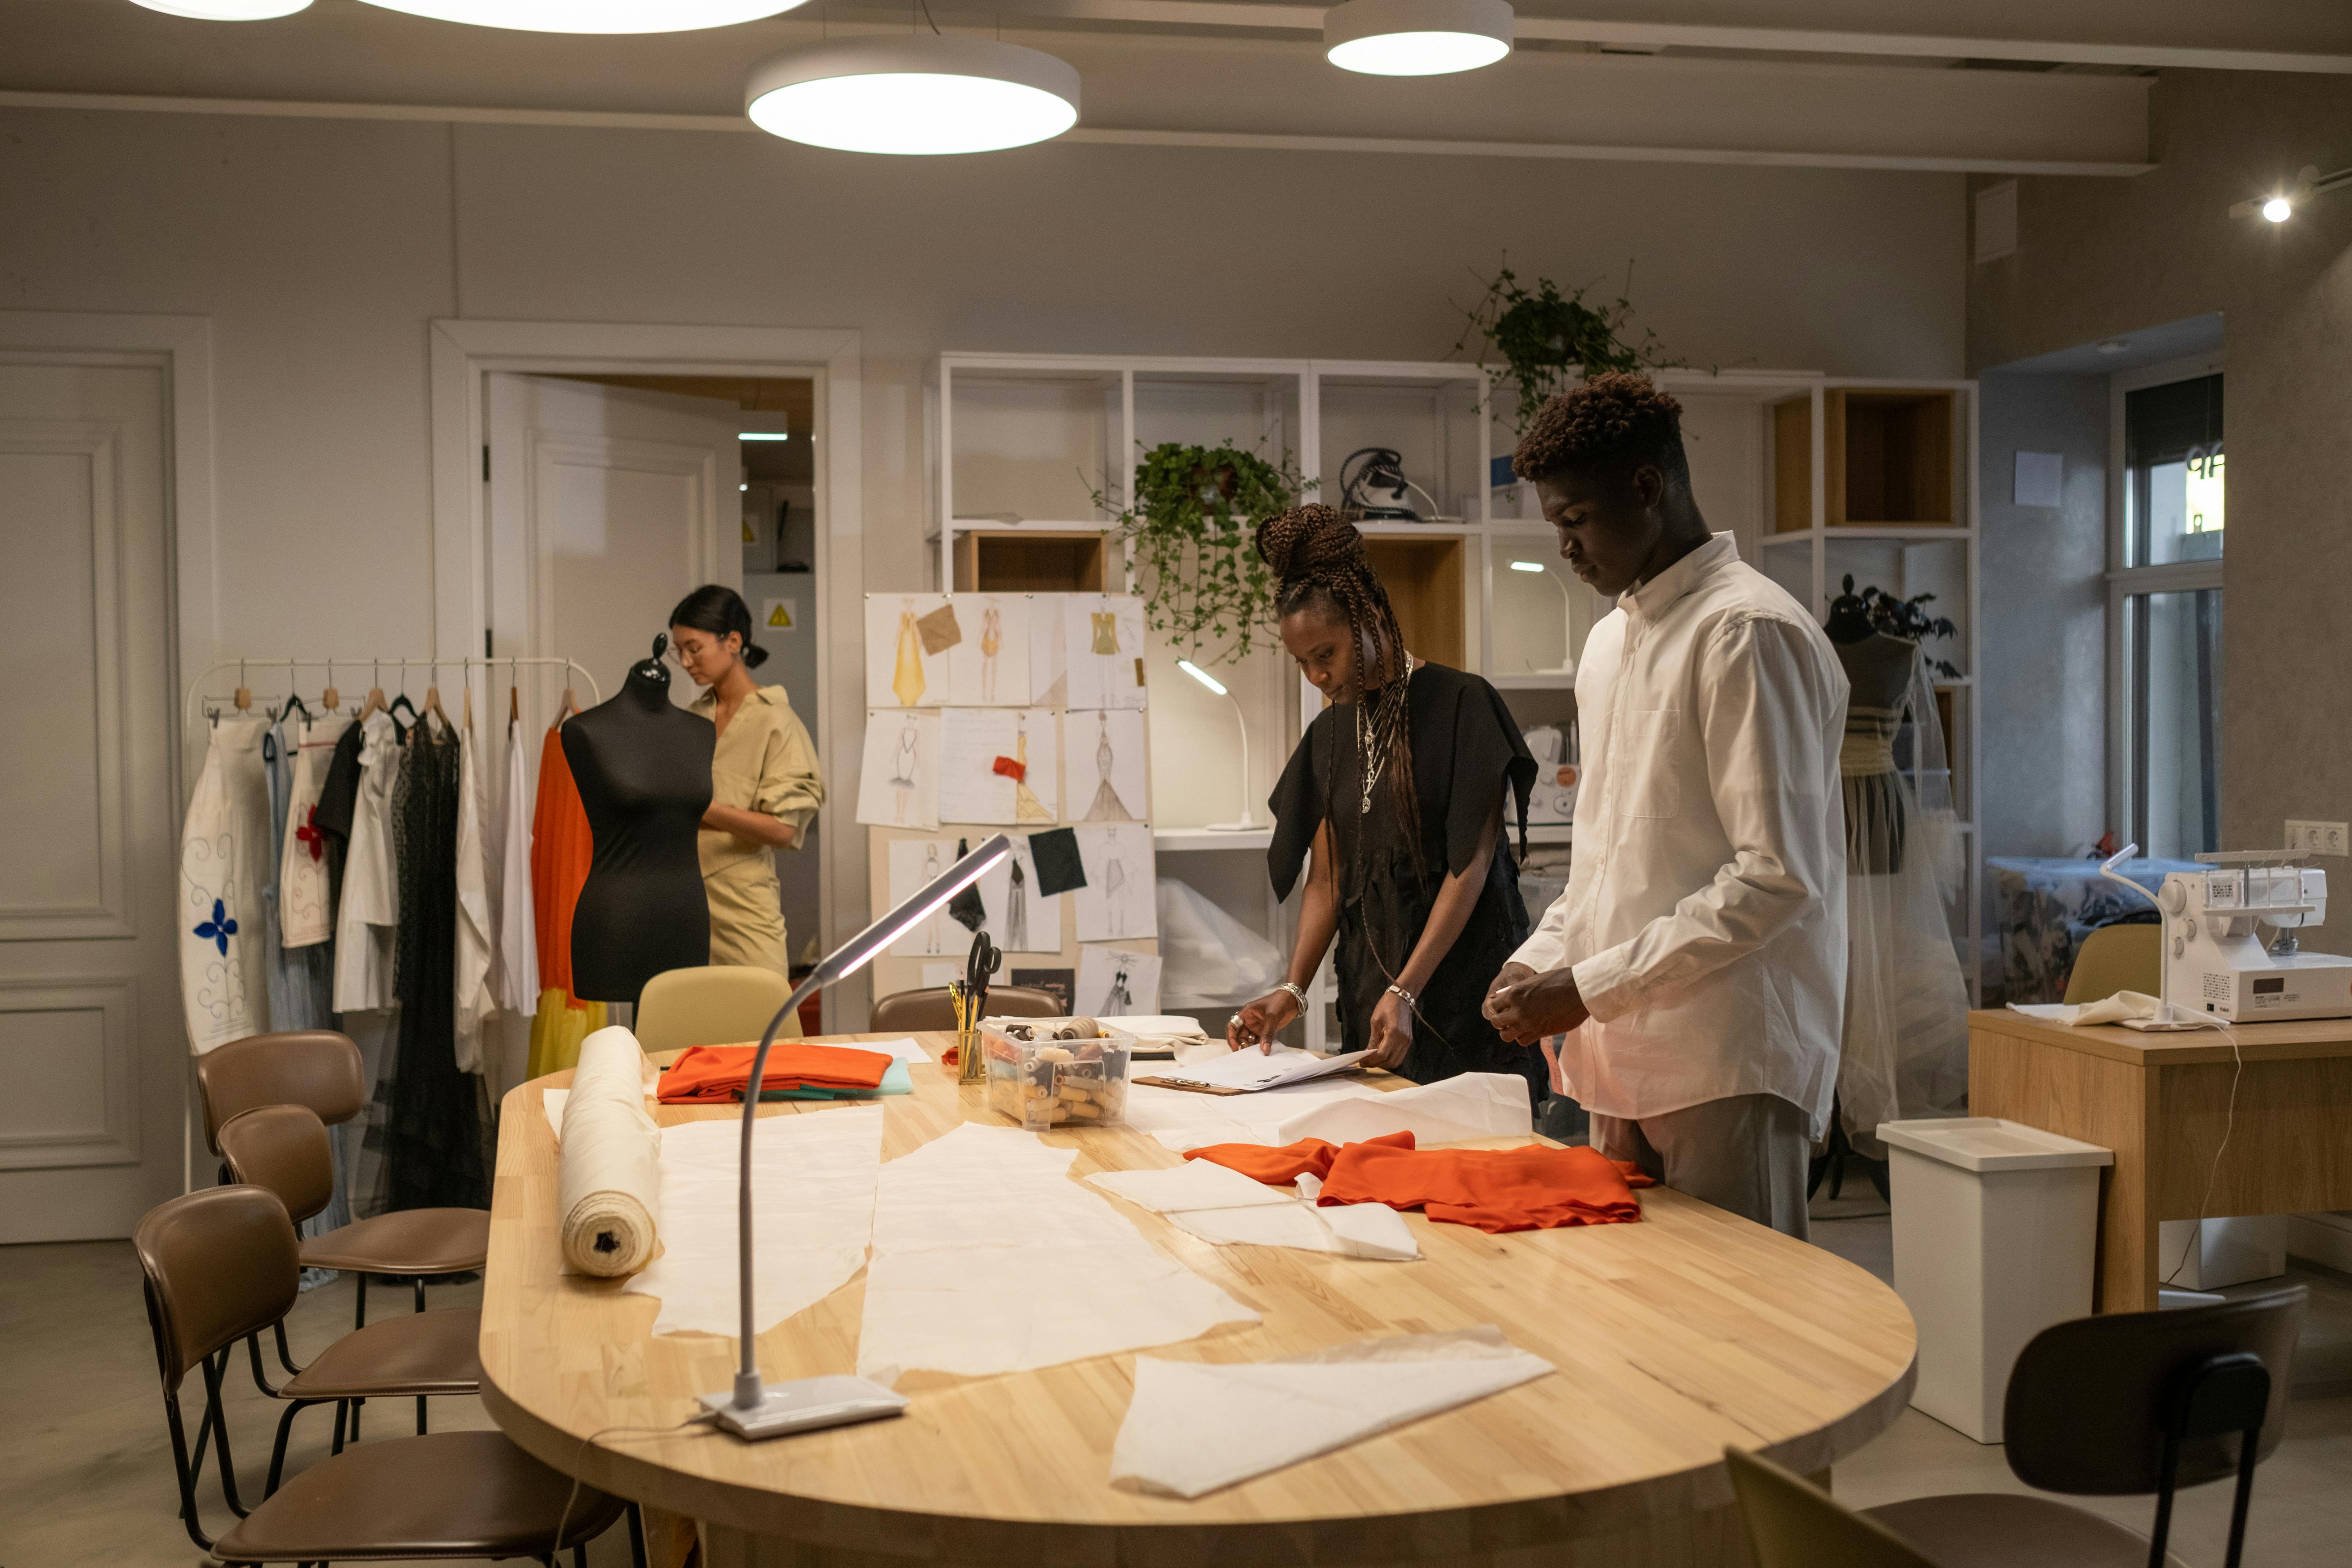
[2155,852,2352,1022]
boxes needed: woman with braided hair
[1226,504,1544,1107]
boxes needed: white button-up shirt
[1512,533,1849,1136]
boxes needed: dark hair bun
[741,641,768,669]
[668,583,766,670]
[1254,503,1366,586]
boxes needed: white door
[0,359,181,1241]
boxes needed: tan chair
[133,1185,633,1566]
[195,1028,367,1157]
[1724,1446,1938,1568]
[635,964,801,1051]
[2063,921,2162,1004]
[870,983,1063,1033]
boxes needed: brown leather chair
[1862,1287,2305,1568]
[870,983,1062,1033]
[1724,1446,1939,1568]
[134,1185,633,1567]
[195,1030,366,1158]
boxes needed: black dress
[1267,663,1542,1106]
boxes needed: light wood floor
[4,1191,2345,1567]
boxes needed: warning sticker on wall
[764,598,797,631]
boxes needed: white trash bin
[1878,1117,2113,1443]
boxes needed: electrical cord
[549,1413,718,1559]
[2159,1020,2244,1290]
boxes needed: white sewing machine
[2152,851,2352,1023]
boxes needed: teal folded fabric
[757,1060,913,1100]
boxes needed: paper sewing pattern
[1061,595,1146,711]
[855,709,940,829]
[947,595,1034,706]
[865,594,952,708]
[939,708,1059,826]
[1077,944,1161,1016]
[1074,822,1156,941]
[1070,709,1148,822]
[854,1123,1258,1386]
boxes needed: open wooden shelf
[951,529,1110,593]
[1773,387,1957,531]
[1363,533,1467,669]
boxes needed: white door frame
[427,320,866,1022]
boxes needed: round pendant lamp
[745,36,1080,156]
[354,0,804,32]
[1324,0,1513,76]
[131,0,313,18]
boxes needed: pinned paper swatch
[1028,826,1087,897]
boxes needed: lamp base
[701,1376,909,1442]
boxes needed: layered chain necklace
[1355,650,1416,816]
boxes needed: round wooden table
[482,1033,1916,1568]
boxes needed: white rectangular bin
[1878,1117,2114,1443]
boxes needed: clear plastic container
[979,1017,1136,1130]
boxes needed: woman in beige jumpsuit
[668,585,826,978]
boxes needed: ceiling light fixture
[131,0,313,18]
[746,35,1080,156]
[355,0,803,33]
[1324,0,1513,77]
[2229,164,2352,222]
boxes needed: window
[2111,366,2224,858]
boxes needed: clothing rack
[181,655,603,739]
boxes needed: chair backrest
[216,1103,338,1226]
[2005,1285,2305,1493]
[1722,1446,1939,1568]
[870,984,1063,1034]
[2062,922,2162,1005]
[195,1029,365,1153]
[133,1185,300,1384]
[635,964,800,1054]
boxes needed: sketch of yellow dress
[891,605,926,707]
[1083,710,1136,821]
[1089,611,1121,656]
[1012,718,1053,824]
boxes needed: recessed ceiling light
[356,0,803,32]
[1325,0,1513,77]
[746,35,1080,156]
[131,0,312,17]
[2262,196,2294,222]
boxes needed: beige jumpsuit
[691,685,826,976]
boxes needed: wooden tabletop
[1970,1007,2352,1066]
[480,1033,1917,1566]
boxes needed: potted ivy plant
[1456,261,1679,436]
[1097,442,1308,664]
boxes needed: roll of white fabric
[557,1026,661,1277]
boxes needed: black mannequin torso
[563,640,715,1003]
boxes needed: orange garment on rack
[530,723,595,1000]
[657,1041,893,1103]
[1182,1130,1415,1185]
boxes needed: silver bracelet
[1385,982,1418,1009]
[1273,981,1309,1010]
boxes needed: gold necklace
[1356,652,1415,815]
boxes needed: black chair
[1864,1286,2305,1568]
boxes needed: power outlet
[2286,820,2349,856]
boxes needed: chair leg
[273,1318,306,1378]
[354,1271,368,1330]
[627,1500,648,1568]
[572,1546,588,1568]
[413,1274,426,1313]
[350,1395,363,1442]
[416,1395,427,1435]
[267,1398,322,1496]
[331,1400,347,1455]
[2223,1423,2261,1568]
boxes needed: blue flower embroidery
[194,898,238,956]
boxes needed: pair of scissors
[964,930,1000,1024]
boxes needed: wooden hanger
[322,660,340,713]
[422,674,451,728]
[233,659,252,712]
[554,685,580,725]
[359,661,386,720]
[508,682,520,725]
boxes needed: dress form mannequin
[563,635,715,1004]
[1824,584,1917,876]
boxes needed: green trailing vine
[1095,442,1308,665]
[1456,260,1681,436]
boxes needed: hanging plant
[1096,442,1308,665]
[1456,260,1681,436]
[1848,574,1962,679]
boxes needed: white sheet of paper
[1271,1072,1533,1146]
[946,594,1033,706]
[1066,709,1148,822]
[865,594,953,708]
[1062,595,1147,710]
[937,708,1059,826]
[1165,1200,1418,1262]
[853,1036,935,1065]
[855,709,940,830]
[1030,595,1067,707]
[1152,1046,1370,1094]
[1109,1327,1552,1498]
[1124,1079,1383,1153]
[1077,945,1161,1016]
[627,1105,885,1339]
[1074,822,1156,941]
[994,833,1063,955]
[1086,1161,1297,1213]
[886,837,972,959]
[856,1123,1259,1387]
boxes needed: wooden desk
[1968,1009,2352,1314]
[482,1033,1916,1568]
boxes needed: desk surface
[1970,1007,2352,1066]
[481,1034,1917,1566]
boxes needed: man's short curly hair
[1511,372,1690,492]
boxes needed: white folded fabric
[2009,992,2225,1032]
[1272,1071,1533,1146]
[1109,1326,1553,1498]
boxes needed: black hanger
[387,692,420,738]
[278,691,312,726]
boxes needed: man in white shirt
[1483,374,1848,1238]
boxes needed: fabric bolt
[530,721,596,1001]
[492,716,541,1014]
[180,713,275,1054]
[555,1026,661,1277]
[452,718,495,1075]
[1588,1092,1809,1239]
[1511,533,1850,1139]
[275,713,349,949]
[1183,1130,1417,1186]
[691,684,825,976]
[1267,663,1542,1104]
[657,1041,893,1102]
[330,711,403,1014]
[524,986,606,1080]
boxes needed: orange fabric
[658,1042,894,1103]
[1319,1140,1655,1234]
[529,724,595,1001]
[1183,1131,1416,1185]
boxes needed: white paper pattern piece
[866,594,953,708]
[1068,709,1148,822]
[1062,595,1147,711]
[855,709,941,829]
[628,1105,885,1339]
[1163,1199,1418,1263]
[1074,822,1156,941]
[1086,1161,1297,1213]
[938,709,1059,826]
[1272,1072,1534,1147]
[947,594,1033,706]
[1109,1327,1553,1498]
[1124,1080,1383,1153]
[1077,945,1161,1016]
[856,1123,1259,1386]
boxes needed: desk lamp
[1176,658,1259,831]
[700,832,1011,1439]
[1509,560,1576,676]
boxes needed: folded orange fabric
[658,1042,894,1103]
[1183,1130,1417,1184]
[1320,1141,1656,1234]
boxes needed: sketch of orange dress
[891,605,926,706]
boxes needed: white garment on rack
[277,713,351,949]
[453,717,495,1075]
[180,714,275,1053]
[492,715,540,1013]
[332,710,402,1013]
